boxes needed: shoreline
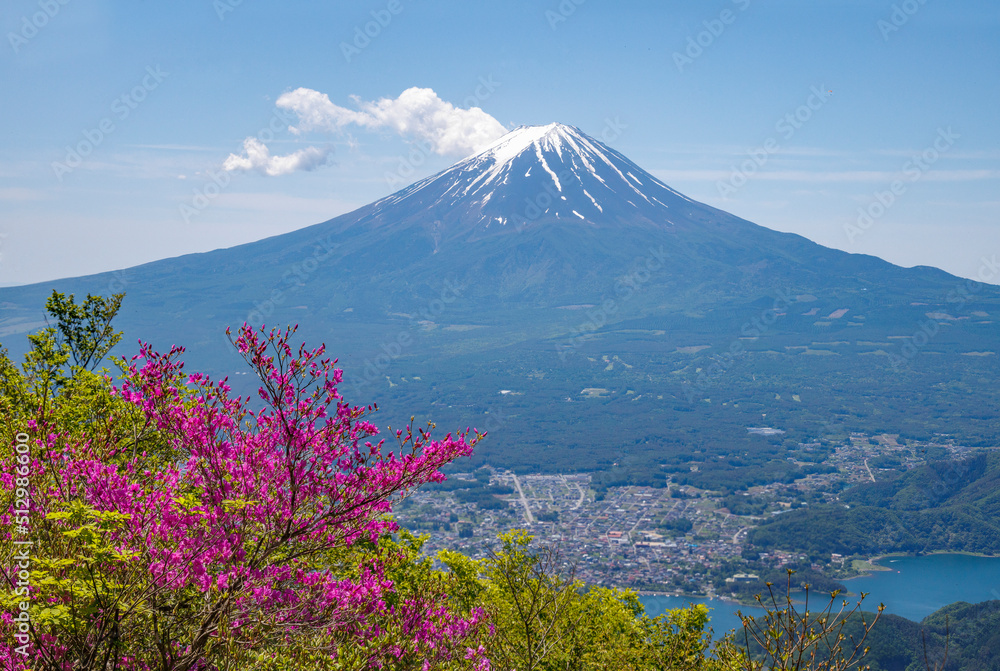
[846,550,1000,580]
[639,552,1000,604]
[636,591,766,609]
[839,551,1000,598]
[845,555,896,579]
[636,590,710,600]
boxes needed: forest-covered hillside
[748,453,1000,558]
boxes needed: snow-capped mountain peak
[368,123,700,235]
[476,122,566,165]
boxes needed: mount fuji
[2,123,999,486]
[223,121,961,310]
[369,122,698,233]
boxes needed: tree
[441,530,739,671]
[239,530,489,670]
[2,293,944,671]
[734,570,885,671]
[1,294,487,670]
[43,291,124,372]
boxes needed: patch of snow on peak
[535,141,562,191]
[583,189,603,212]
[477,124,559,166]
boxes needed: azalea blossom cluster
[1,324,488,670]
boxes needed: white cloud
[276,86,508,157]
[222,138,333,176]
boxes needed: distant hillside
[741,600,1000,671]
[841,601,1000,671]
[747,453,1000,558]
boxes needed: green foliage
[2,295,489,670]
[737,572,885,671]
[44,290,125,371]
[234,530,485,671]
[446,530,742,671]
[723,493,769,516]
[725,565,845,601]
[828,600,1000,671]
[424,476,514,510]
[0,294,191,669]
[348,289,1000,494]
[4,292,987,670]
[439,531,929,671]
[658,517,694,535]
[17,291,123,402]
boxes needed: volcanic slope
[2,123,998,488]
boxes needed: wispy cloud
[872,148,1000,160]
[209,192,363,215]
[276,86,508,157]
[654,169,1000,184]
[123,144,221,152]
[222,138,334,177]
[646,144,857,159]
[657,145,1000,162]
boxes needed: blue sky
[1,0,998,286]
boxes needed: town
[395,431,992,599]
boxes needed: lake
[844,553,1000,621]
[640,553,1000,636]
[638,593,758,637]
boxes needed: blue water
[844,554,1000,621]
[638,594,761,637]
[640,554,1000,635]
